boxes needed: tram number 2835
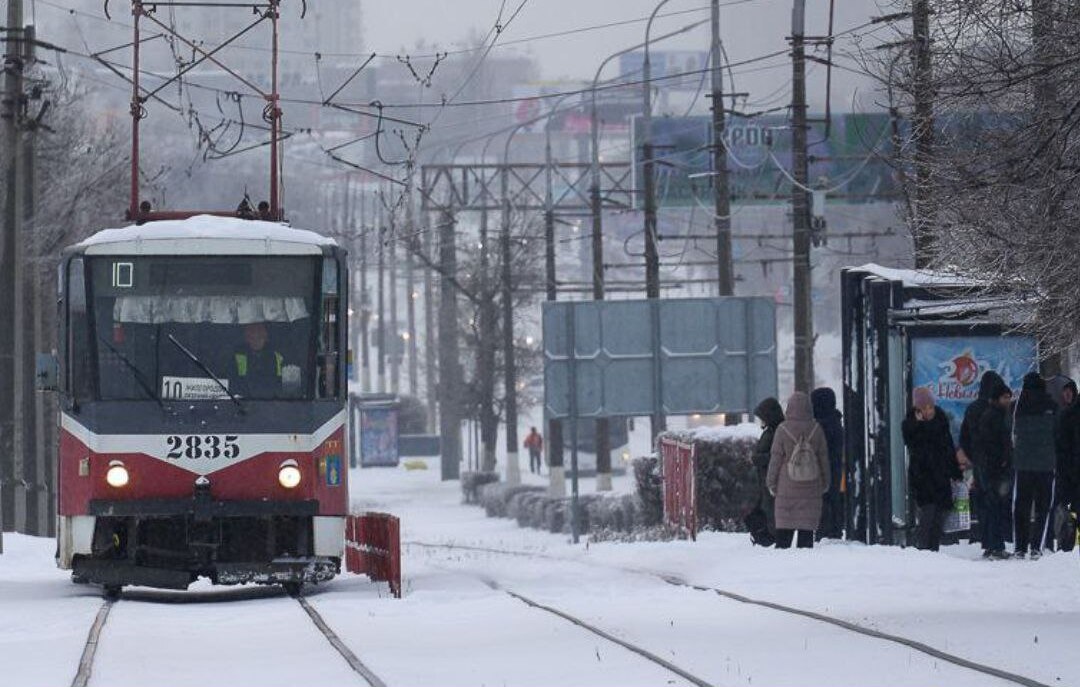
[166,434,240,460]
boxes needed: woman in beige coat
[767,392,831,548]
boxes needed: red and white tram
[44,216,349,595]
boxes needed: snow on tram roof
[74,215,337,256]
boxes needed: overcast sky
[363,0,891,111]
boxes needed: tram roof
[73,215,337,256]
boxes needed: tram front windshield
[87,256,318,401]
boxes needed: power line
[32,0,744,60]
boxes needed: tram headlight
[106,461,130,488]
[278,459,302,489]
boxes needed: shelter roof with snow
[844,263,1026,326]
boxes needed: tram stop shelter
[840,264,1038,546]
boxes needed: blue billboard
[910,336,1038,440]
[360,406,400,468]
[631,113,898,207]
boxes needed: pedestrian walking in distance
[523,427,544,475]
[767,392,830,549]
[1011,372,1057,559]
[902,387,962,552]
[977,378,1015,559]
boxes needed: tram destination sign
[542,297,777,419]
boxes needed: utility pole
[438,207,462,480]
[500,167,521,485]
[911,0,934,268]
[23,24,46,537]
[389,202,400,394]
[711,0,734,297]
[478,199,497,473]
[791,0,815,392]
[1031,0,1062,376]
[359,189,371,392]
[2,0,27,546]
[580,110,612,493]
[643,2,668,439]
[546,122,566,497]
[423,211,438,433]
[376,195,386,394]
[405,193,419,398]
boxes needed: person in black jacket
[747,397,784,545]
[977,378,1014,559]
[903,387,963,551]
[811,387,845,539]
[959,371,1005,555]
[1057,380,1080,552]
[1012,372,1057,559]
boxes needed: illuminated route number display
[166,435,240,460]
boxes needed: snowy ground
[2,457,1079,687]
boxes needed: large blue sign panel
[910,336,1038,440]
[360,407,400,468]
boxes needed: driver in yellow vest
[233,322,285,398]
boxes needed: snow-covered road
[2,458,1078,686]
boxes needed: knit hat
[913,387,935,408]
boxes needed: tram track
[408,539,1052,687]
[68,588,388,687]
[476,575,716,687]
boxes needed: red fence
[661,437,697,540]
[345,513,402,598]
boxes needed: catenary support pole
[500,166,521,486]
[911,0,934,269]
[478,201,498,473]
[423,210,438,434]
[643,0,670,439]
[791,0,815,392]
[711,0,734,297]
[438,208,462,480]
[389,205,400,394]
[377,193,386,394]
[1,0,27,546]
[405,192,419,398]
[360,189,371,392]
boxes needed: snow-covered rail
[479,577,716,687]
[66,590,387,687]
[70,599,115,687]
[408,540,1051,687]
[297,596,387,687]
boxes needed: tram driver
[233,322,287,398]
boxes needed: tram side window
[67,258,93,400]
[317,257,340,399]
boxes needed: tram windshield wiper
[96,335,165,411]
[166,334,246,413]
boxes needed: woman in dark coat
[902,387,962,551]
[811,388,844,539]
[750,398,785,541]
[959,371,1005,555]
[767,392,830,549]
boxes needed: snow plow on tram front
[40,216,350,595]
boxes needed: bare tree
[868,1,1080,352]
[457,210,544,472]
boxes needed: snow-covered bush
[460,471,500,504]
[477,482,544,518]
[636,425,762,532]
[632,457,664,526]
[470,478,648,537]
